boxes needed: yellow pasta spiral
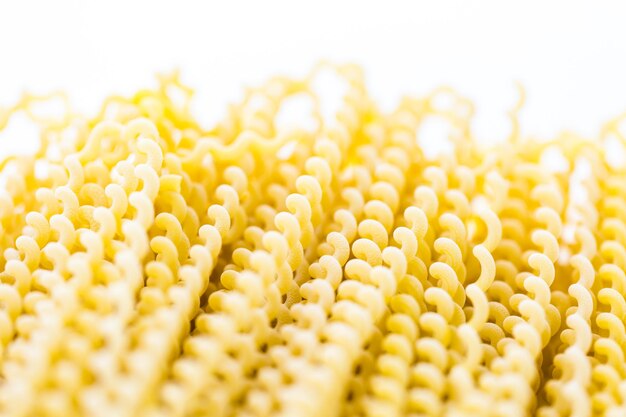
[0,63,625,417]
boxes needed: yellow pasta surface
[0,64,625,417]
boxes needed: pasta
[0,63,625,417]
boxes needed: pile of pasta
[0,63,625,417]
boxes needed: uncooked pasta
[0,63,624,417]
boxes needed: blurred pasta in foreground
[0,63,626,417]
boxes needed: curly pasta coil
[0,63,625,417]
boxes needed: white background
[1,0,626,145]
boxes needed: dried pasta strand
[0,64,623,417]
